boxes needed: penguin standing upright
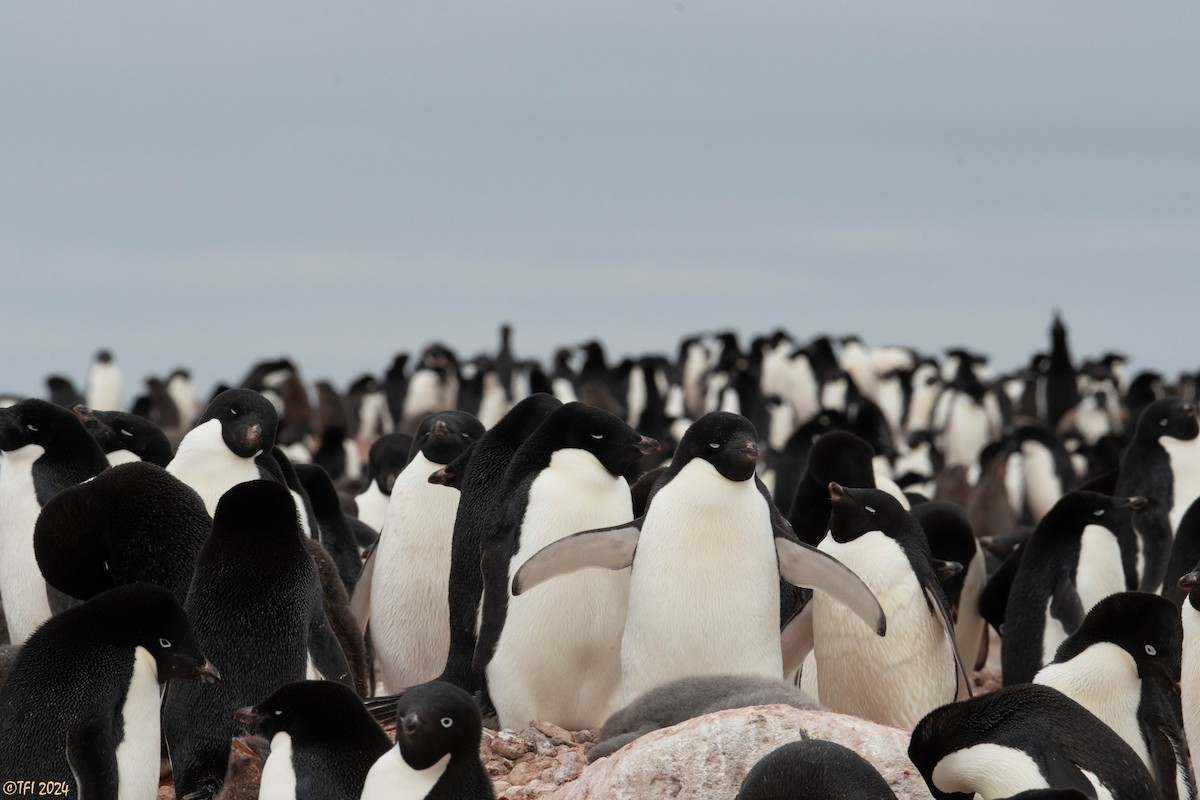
[513,412,886,705]
[84,349,122,411]
[0,399,109,640]
[1039,314,1081,430]
[368,411,483,692]
[0,584,219,798]
[808,483,966,730]
[1002,492,1144,685]
[1115,398,1200,592]
[353,433,413,534]
[475,402,659,730]
[163,481,353,799]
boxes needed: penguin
[1164,498,1200,607]
[354,433,414,533]
[735,739,898,800]
[1005,426,1077,526]
[589,673,820,763]
[1002,492,1146,685]
[978,531,1030,635]
[360,681,494,800]
[1114,398,1200,592]
[84,349,122,411]
[294,463,362,592]
[805,483,967,730]
[234,680,391,800]
[512,412,886,706]
[1039,313,1081,430]
[909,683,1159,800]
[0,399,109,640]
[1178,561,1200,780]
[73,404,173,467]
[162,481,353,799]
[913,501,990,680]
[1033,591,1194,800]
[363,411,483,692]
[34,461,211,605]
[166,388,279,516]
[762,409,849,519]
[438,394,562,694]
[46,374,85,408]
[0,584,219,799]
[474,402,659,730]
[166,368,201,428]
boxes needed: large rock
[545,704,933,800]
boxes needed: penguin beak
[72,404,96,424]
[233,706,265,730]
[238,423,264,454]
[1186,404,1198,419]
[432,420,450,439]
[400,712,421,736]
[828,482,852,505]
[1179,571,1200,593]
[1120,496,1148,511]
[634,436,661,456]
[428,464,456,485]
[192,660,222,685]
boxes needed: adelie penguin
[0,584,219,799]
[1114,398,1200,592]
[235,680,391,800]
[353,433,413,533]
[73,404,173,467]
[801,483,967,730]
[514,411,886,705]
[163,481,354,799]
[360,681,495,800]
[475,402,659,731]
[1001,491,1144,685]
[0,399,109,641]
[1033,591,1194,800]
[735,739,898,800]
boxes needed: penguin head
[827,483,910,544]
[1052,591,1182,683]
[673,412,760,481]
[210,480,300,540]
[236,680,377,742]
[394,681,483,769]
[196,388,279,458]
[1135,397,1200,443]
[546,403,660,476]
[1038,491,1145,537]
[367,433,414,494]
[0,398,89,454]
[73,405,171,464]
[805,431,876,487]
[411,411,485,466]
[105,584,220,685]
[1178,560,1200,612]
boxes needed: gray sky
[2,1,1197,405]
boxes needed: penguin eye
[1146,644,1157,656]
[230,409,239,417]
[864,506,876,514]
[461,432,471,438]
[440,717,453,728]
[26,424,38,432]
[159,638,171,648]
[708,442,720,449]
[119,428,133,437]
[1160,418,1168,427]
[1093,509,1105,517]
[274,709,283,716]
[590,434,604,440]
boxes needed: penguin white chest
[0,444,51,642]
[166,419,260,516]
[621,460,780,701]
[1182,602,1200,770]
[1075,524,1125,613]
[813,531,955,729]
[354,481,391,533]
[1162,435,1200,534]
[114,647,161,800]
[360,748,449,800]
[258,733,298,800]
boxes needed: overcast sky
[2,2,1197,405]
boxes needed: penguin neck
[259,732,298,800]
[362,747,450,800]
[114,646,163,800]
[544,448,625,492]
[167,419,259,514]
[1161,434,1200,534]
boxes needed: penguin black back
[735,739,898,800]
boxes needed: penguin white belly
[1183,603,1200,773]
[1022,441,1062,523]
[626,365,646,429]
[361,748,448,800]
[620,460,780,703]
[813,531,955,730]
[954,547,988,687]
[944,399,990,470]
[258,733,298,800]
[1076,525,1125,613]
[105,449,140,467]
[1004,452,1026,519]
[875,378,905,440]
[166,419,260,516]
[551,378,578,404]
[115,647,161,800]
[87,365,122,411]
[403,372,442,422]
[489,449,632,731]
[371,453,460,690]
[1034,643,1149,768]
[0,444,52,642]
[355,482,391,533]
[1163,436,1200,535]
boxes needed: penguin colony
[0,315,1198,799]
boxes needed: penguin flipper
[973,617,990,671]
[780,603,814,676]
[923,585,973,700]
[1039,748,1101,797]
[307,588,355,687]
[774,538,887,636]
[1140,676,1194,800]
[511,518,643,595]
[349,543,377,633]
[66,717,118,800]
[1049,571,1085,634]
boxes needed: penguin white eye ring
[1160,418,1168,427]
[864,505,876,514]
[590,434,604,440]
[708,442,720,449]
[26,424,37,432]
[461,432,471,438]
[159,638,171,648]
[1093,509,1105,517]
[230,409,238,416]
[120,428,133,437]
[1146,644,1157,656]
[274,709,283,716]
[440,717,453,728]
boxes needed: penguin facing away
[735,738,898,800]
[0,584,220,799]
[235,680,391,800]
[360,681,495,800]
[513,412,887,705]
[475,402,659,731]
[1033,591,1194,800]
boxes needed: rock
[492,729,533,760]
[544,704,933,800]
[532,719,575,746]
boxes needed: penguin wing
[307,586,355,687]
[511,518,644,595]
[1048,570,1085,633]
[66,716,118,800]
[775,538,887,636]
[348,542,377,633]
[1139,675,1194,800]
[972,617,990,671]
[780,603,815,676]
[1038,747,1103,797]
[922,584,973,700]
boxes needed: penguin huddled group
[0,316,1198,800]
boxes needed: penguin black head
[543,403,660,476]
[1135,398,1200,443]
[98,583,220,685]
[0,398,93,454]
[366,433,414,494]
[672,412,760,481]
[827,483,914,544]
[211,480,300,540]
[1052,591,1182,683]
[236,680,383,742]
[196,388,279,458]
[805,430,876,486]
[410,411,485,466]
[73,405,173,466]
[393,681,482,769]
[1038,491,1146,538]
